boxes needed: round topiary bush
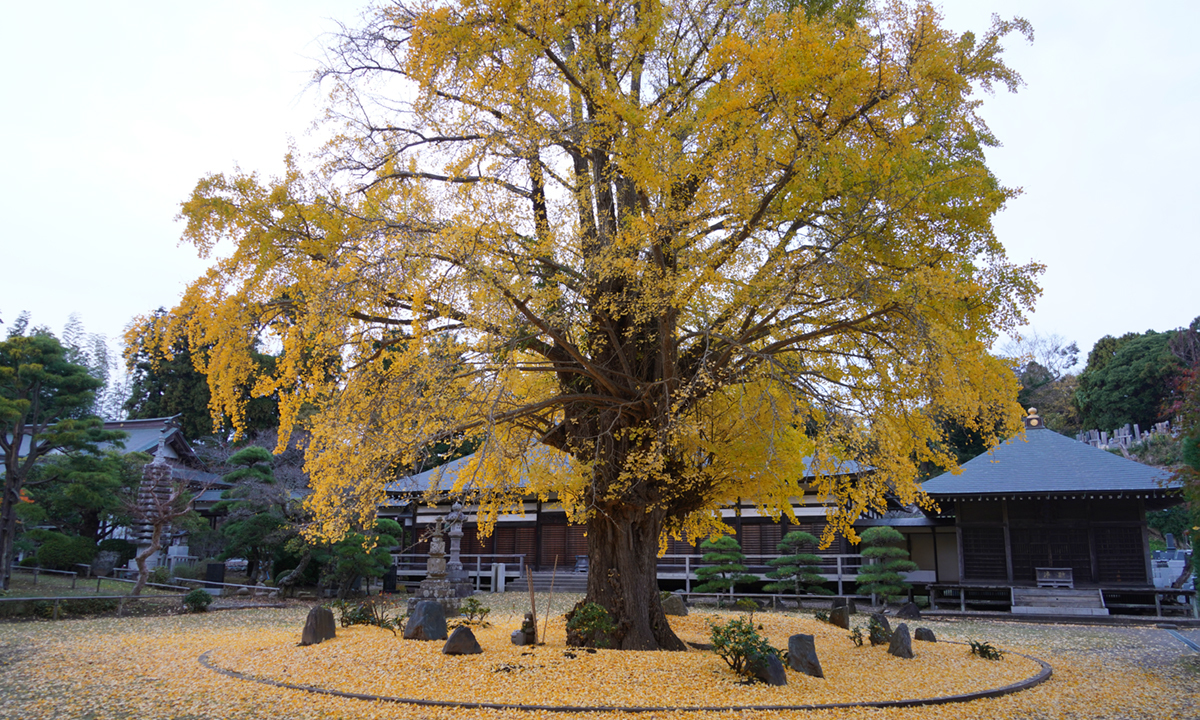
[183,589,214,613]
[35,534,96,570]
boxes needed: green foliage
[814,609,829,623]
[1,326,125,588]
[149,566,172,585]
[183,588,214,612]
[855,526,917,604]
[97,538,138,567]
[1075,330,1183,432]
[566,601,615,648]
[460,596,491,624]
[868,615,892,645]
[313,519,402,599]
[34,533,96,570]
[708,617,781,678]
[764,531,831,596]
[848,626,863,646]
[25,450,144,543]
[968,639,1004,660]
[694,536,757,594]
[328,597,401,635]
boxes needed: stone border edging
[198,640,1052,713]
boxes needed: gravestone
[914,627,937,643]
[887,623,914,659]
[204,562,226,590]
[896,602,921,620]
[662,593,688,616]
[748,653,788,686]
[443,626,483,655]
[787,634,824,678]
[300,606,336,646]
[404,600,449,641]
[828,605,850,629]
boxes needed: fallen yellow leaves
[0,599,1195,720]
[207,610,1040,709]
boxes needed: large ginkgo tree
[143,0,1040,649]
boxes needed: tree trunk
[131,524,163,597]
[0,482,20,591]
[584,508,686,651]
[277,549,311,597]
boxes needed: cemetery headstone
[404,600,449,641]
[300,606,337,646]
[887,623,914,659]
[787,634,824,678]
[443,626,483,655]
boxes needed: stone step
[1012,606,1110,616]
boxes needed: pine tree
[693,536,757,594]
[764,531,832,596]
[855,526,918,605]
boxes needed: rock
[511,630,527,646]
[828,605,850,629]
[662,593,688,616]
[300,606,336,646]
[831,597,857,615]
[869,613,892,645]
[442,626,483,655]
[887,623,914,659]
[748,653,788,686]
[914,627,937,643]
[235,587,251,597]
[787,634,824,679]
[403,600,448,641]
[896,602,921,620]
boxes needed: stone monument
[407,517,462,616]
[445,502,473,598]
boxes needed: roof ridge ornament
[1023,408,1043,430]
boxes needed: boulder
[662,593,688,616]
[914,627,937,643]
[300,606,336,646]
[443,626,483,655]
[828,605,850,629]
[869,613,892,645]
[403,600,448,641]
[887,623,914,659]
[786,634,824,679]
[510,630,528,646]
[748,653,788,686]
[235,587,251,597]
[896,602,922,620]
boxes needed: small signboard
[1035,567,1074,588]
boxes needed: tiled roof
[921,425,1177,498]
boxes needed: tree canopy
[144,0,1039,649]
[1075,329,1183,432]
[0,327,124,589]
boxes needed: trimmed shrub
[97,538,138,567]
[565,601,616,648]
[855,526,918,604]
[183,589,214,613]
[35,534,96,570]
[709,617,781,677]
[693,536,757,594]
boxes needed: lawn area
[0,593,1196,719]
[1,571,181,599]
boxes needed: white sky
[1,1,1197,360]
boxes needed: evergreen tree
[214,446,290,583]
[693,536,757,594]
[0,326,125,589]
[764,531,831,596]
[855,526,917,605]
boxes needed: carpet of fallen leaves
[0,592,1196,720]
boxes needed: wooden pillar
[955,501,966,583]
[1002,498,1013,584]
[1139,498,1153,585]
[1086,499,1099,584]
[930,526,940,584]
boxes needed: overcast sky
[2,1,1197,364]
